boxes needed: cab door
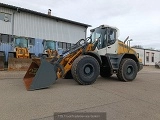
[95,33,107,55]
[106,29,118,54]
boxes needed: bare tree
[146,47,155,50]
[132,45,144,49]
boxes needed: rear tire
[117,58,138,82]
[71,55,100,85]
[100,67,112,78]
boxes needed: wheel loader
[23,25,143,91]
[8,37,35,71]
[38,40,58,58]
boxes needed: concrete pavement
[0,66,160,120]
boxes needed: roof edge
[0,2,91,27]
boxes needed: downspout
[85,27,87,38]
[12,8,19,42]
[11,11,15,41]
[144,49,145,66]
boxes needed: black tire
[38,53,43,58]
[42,54,47,59]
[71,55,100,85]
[100,67,112,78]
[117,58,138,82]
[64,70,73,79]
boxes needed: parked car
[155,61,160,68]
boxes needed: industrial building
[133,48,160,66]
[0,3,91,58]
[1,2,160,68]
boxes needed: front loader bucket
[0,60,4,70]
[8,58,32,71]
[0,51,5,70]
[23,58,57,91]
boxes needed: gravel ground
[0,66,160,120]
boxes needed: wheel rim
[83,64,94,76]
[126,65,134,75]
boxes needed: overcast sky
[1,0,160,49]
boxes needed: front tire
[71,55,100,85]
[117,58,138,82]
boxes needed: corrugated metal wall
[0,43,12,61]
[29,39,43,56]
[0,7,87,44]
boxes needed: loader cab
[14,37,28,48]
[42,40,56,50]
[42,40,57,56]
[90,25,119,55]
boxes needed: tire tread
[71,55,100,85]
[117,58,137,82]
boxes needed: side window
[63,42,67,49]
[0,34,12,43]
[146,52,149,62]
[107,29,116,46]
[96,33,103,50]
[152,53,154,62]
[58,42,63,48]
[0,12,11,22]
[66,43,71,49]
[29,38,35,46]
[0,13,4,21]
[137,53,139,58]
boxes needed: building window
[0,34,12,43]
[67,43,71,49]
[152,53,154,62]
[71,43,76,46]
[58,42,72,50]
[58,42,63,48]
[0,12,11,22]
[29,38,35,46]
[137,53,139,58]
[63,42,67,49]
[146,52,149,62]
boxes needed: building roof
[132,47,160,52]
[0,2,91,28]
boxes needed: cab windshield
[15,38,28,48]
[44,41,56,50]
[91,27,106,44]
[91,27,107,49]
[90,27,116,49]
